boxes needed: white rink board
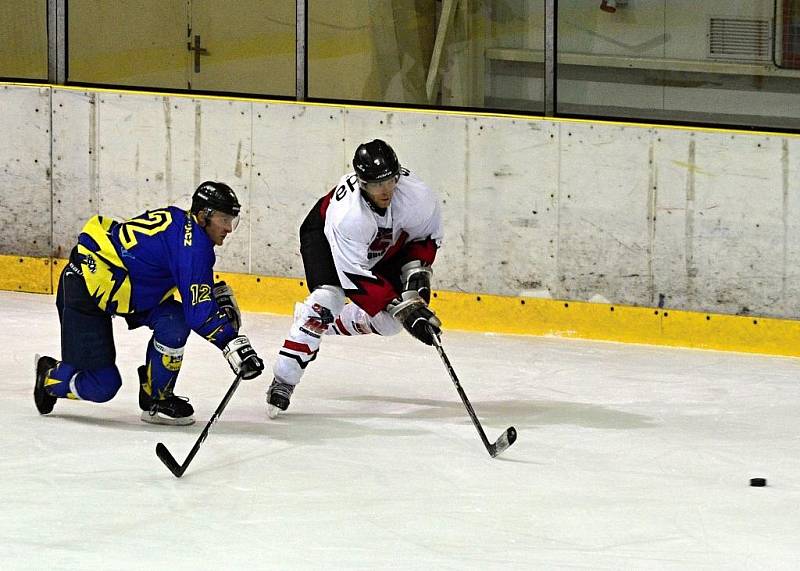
[51,89,97,258]
[464,116,559,294]
[1,85,800,318]
[250,103,346,277]
[558,122,655,305]
[94,93,254,274]
[3,289,800,568]
[0,85,51,257]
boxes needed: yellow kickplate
[3,256,799,357]
[0,254,53,293]
[429,290,800,358]
[214,271,308,317]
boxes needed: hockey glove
[214,281,241,332]
[400,260,433,303]
[387,290,442,345]
[223,335,264,380]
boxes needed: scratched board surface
[3,84,800,319]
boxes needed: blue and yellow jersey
[75,206,237,349]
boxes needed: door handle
[187,34,209,73]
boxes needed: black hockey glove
[400,260,433,303]
[387,291,442,346]
[214,281,241,332]
[223,335,264,380]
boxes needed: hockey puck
[749,478,767,487]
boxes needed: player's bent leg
[327,303,377,335]
[366,309,403,336]
[135,301,194,426]
[140,338,186,402]
[326,304,403,337]
[138,300,190,394]
[270,285,345,418]
[40,261,122,412]
[40,361,123,402]
[70,366,122,402]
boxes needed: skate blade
[140,411,195,426]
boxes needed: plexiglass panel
[1,1,795,130]
[483,0,546,113]
[68,0,294,96]
[557,0,800,129]
[68,1,188,89]
[308,1,546,111]
[0,0,47,80]
[308,1,436,104]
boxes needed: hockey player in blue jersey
[34,181,264,425]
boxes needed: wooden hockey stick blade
[489,426,517,458]
[155,442,185,478]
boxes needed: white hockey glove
[223,335,264,380]
[214,281,241,332]
[400,260,433,303]
[387,290,442,346]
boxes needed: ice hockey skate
[266,378,295,418]
[138,366,195,426]
[34,354,58,415]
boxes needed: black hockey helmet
[191,181,241,217]
[353,139,400,186]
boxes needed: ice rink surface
[2,290,800,569]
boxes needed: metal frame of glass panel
[544,0,555,116]
[47,0,66,84]
[296,0,306,101]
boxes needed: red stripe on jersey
[379,231,408,263]
[344,272,398,316]
[282,340,315,355]
[335,316,351,335]
[319,189,334,219]
[403,238,438,266]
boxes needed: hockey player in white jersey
[267,139,444,417]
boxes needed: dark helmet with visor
[191,181,241,230]
[353,139,401,187]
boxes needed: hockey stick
[155,372,244,478]
[430,330,517,458]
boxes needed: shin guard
[144,338,185,400]
[273,286,344,385]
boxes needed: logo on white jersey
[368,228,393,260]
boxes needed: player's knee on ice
[74,366,123,402]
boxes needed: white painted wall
[0,85,51,257]
[1,84,799,318]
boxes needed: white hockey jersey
[322,168,443,314]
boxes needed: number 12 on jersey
[189,283,212,305]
